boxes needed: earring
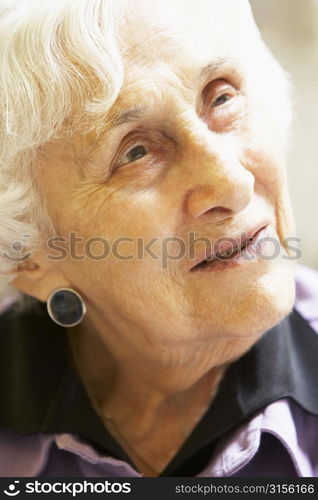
[47,288,86,327]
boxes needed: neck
[67,313,231,475]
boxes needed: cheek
[241,145,295,241]
[239,119,287,199]
[238,106,288,189]
[242,146,286,194]
[48,188,176,291]
[84,186,180,260]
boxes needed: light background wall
[250,0,318,270]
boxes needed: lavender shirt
[0,264,318,477]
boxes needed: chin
[230,260,295,336]
[191,256,296,342]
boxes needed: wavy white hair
[0,0,292,308]
[0,0,124,304]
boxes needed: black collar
[1,301,318,476]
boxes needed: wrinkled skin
[12,0,296,475]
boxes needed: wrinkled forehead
[119,0,260,76]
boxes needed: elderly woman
[0,0,317,478]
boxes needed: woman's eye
[212,93,232,107]
[203,79,237,110]
[123,145,148,164]
[202,78,243,132]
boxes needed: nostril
[183,166,254,219]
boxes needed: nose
[181,126,255,220]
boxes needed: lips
[190,222,270,271]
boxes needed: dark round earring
[47,288,86,327]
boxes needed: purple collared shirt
[0,264,318,477]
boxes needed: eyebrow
[107,59,228,130]
[108,105,146,129]
[198,58,228,83]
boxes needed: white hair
[0,0,292,308]
[0,0,124,304]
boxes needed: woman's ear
[8,251,71,303]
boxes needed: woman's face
[31,0,296,361]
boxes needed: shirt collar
[1,300,318,477]
[163,308,318,475]
[200,398,316,477]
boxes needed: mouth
[190,222,270,272]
